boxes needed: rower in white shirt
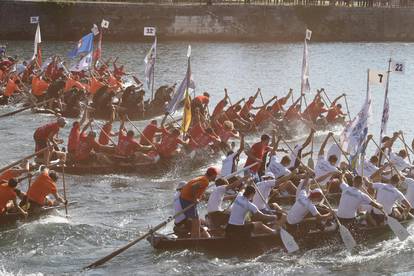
[225,186,280,239]
[389,150,413,172]
[315,132,340,192]
[286,173,333,233]
[337,174,383,227]
[220,135,244,178]
[251,171,296,216]
[404,177,414,209]
[207,177,245,229]
[367,175,412,223]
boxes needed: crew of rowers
[0,161,66,218]
[173,129,414,240]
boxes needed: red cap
[206,167,219,177]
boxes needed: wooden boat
[0,202,76,227]
[147,219,413,255]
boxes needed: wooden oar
[83,163,259,270]
[0,98,54,118]
[93,121,117,145]
[343,94,352,122]
[281,138,357,251]
[0,146,52,175]
[126,117,157,149]
[62,164,68,217]
[250,181,299,253]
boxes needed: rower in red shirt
[33,118,67,165]
[211,89,230,119]
[74,131,104,163]
[271,89,292,114]
[0,178,27,218]
[140,120,163,146]
[0,160,29,184]
[26,168,65,210]
[251,96,277,128]
[224,103,250,131]
[67,121,81,155]
[157,128,187,159]
[325,93,346,124]
[98,122,117,146]
[244,134,273,182]
[212,120,239,144]
[116,119,154,160]
[192,92,210,115]
[284,96,303,123]
[240,89,260,121]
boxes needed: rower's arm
[331,94,344,106]
[52,192,65,204]
[301,129,315,150]
[318,132,333,157]
[13,199,27,217]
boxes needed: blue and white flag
[166,46,195,114]
[68,33,94,58]
[340,71,372,156]
[70,52,93,72]
[144,37,157,93]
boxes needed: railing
[19,0,414,8]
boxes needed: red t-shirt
[68,126,80,153]
[240,98,254,118]
[74,133,100,161]
[194,95,209,105]
[211,99,227,118]
[244,142,270,173]
[27,172,57,206]
[34,122,60,140]
[140,123,159,145]
[98,124,113,145]
[116,133,140,156]
[158,132,181,158]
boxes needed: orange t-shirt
[31,76,50,96]
[253,109,270,126]
[180,176,209,202]
[27,172,57,206]
[89,77,104,94]
[0,183,17,214]
[64,78,85,92]
[244,142,270,173]
[0,169,19,183]
[4,79,19,97]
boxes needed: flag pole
[378,59,392,166]
[151,35,157,102]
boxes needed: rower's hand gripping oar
[250,181,299,253]
[281,138,357,251]
[82,162,259,270]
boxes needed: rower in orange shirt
[139,120,163,146]
[271,89,292,115]
[325,93,347,124]
[89,76,105,95]
[0,77,22,104]
[64,75,85,93]
[179,167,219,238]
[244,134,273,182]
[0,178,28,218]
[240,89,260,121]
[31,75,50,98]
[251,96,277,128]
[0,160,29,184]
[284,96,303,123]
[211,89,229,119]
[26,168,65,210]
[157,128,188,159]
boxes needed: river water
[1,40,414,275]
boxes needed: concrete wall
[1,1,414,41]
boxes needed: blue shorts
[179,198,198,219]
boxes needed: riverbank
[1,0,414,42]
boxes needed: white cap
[176,181,186,191]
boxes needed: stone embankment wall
[0,0,413,41]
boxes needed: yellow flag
[181,89,192,133]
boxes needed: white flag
[101,19,110,29]
[305,29,312,41]
[70,52,93,72]
[144,27,156,36]
[391,60,405,74]
[340,80,372,155]
[144,37,157,92]
[300,30,310,94]
[368,70,387,86]
[30,16,39,24]
[32,23,42,61]
[91,24,99,36]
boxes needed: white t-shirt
[356,160,379,178]
[315,155,340,185]
[228,193,259,225]
[327,143,342,166]
[252,180,276,210]
[389,152,411,172]
[372,182,405,215]
[207,185,227,213]
[287,189,319,224]
[405,178,414,207]
[267,155,291,179]
[337,182,372,219]
[174,191,186,224]
[220,152,237,178]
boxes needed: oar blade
[280,228,299,253]
[339,224,356,251]
[387,216,410,241]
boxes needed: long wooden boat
[0,202,76,227]
[147,219,413,255]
